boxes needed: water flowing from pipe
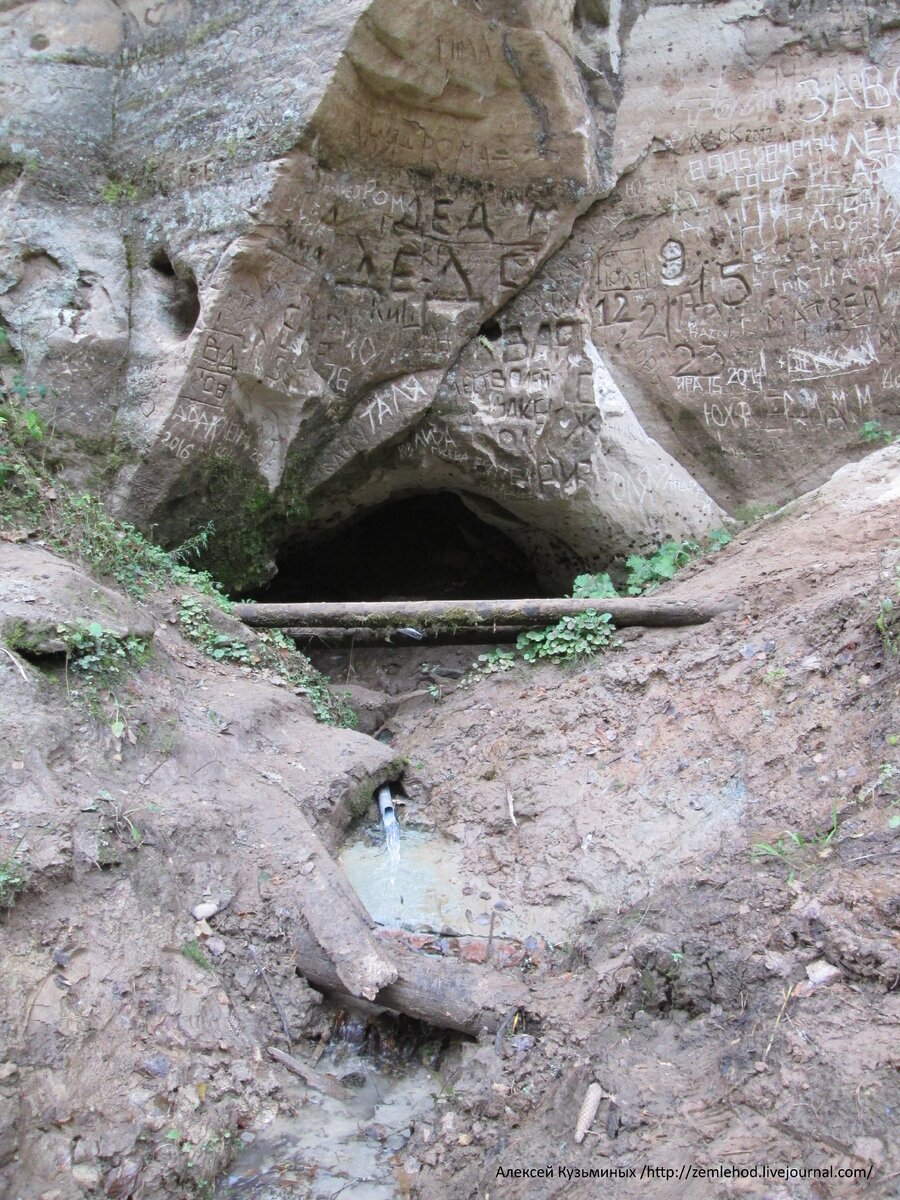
[377,784,401,885]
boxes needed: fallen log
[292,924,529,1036]
[235,596,731,632]
[267,1046,354,1101]
[285,625,523,647]
[289,810,398,1001]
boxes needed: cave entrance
[259,491,552,602]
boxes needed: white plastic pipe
[377,784,395,824]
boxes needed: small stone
[72,1164,101,1188]
[139,1053,171,1078]
[805,959,842,986]
[754,1061,768,1072]
[205,937,226,957]
[72,1138,98,1165]
[0,1062,19,1081]
[459,939,488,964]
[192,902,219,921]
[103,1158,141,1198]
[457,1132,473,1146]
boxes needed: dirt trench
[1,446,898,1200]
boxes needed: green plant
[763,666,786,685]
[867,762,897,794]
[62,621,150,683]
[0,385,45,447]
[572,572,618,599]
[0,840,28,909]
[859,419,896,445]
[54,493,224,601]
[624,540,701,595]
[571,532,731,606]
[98,791,145,847]
[181,939,214,972]
[517,609,621,664]
[0,370,367,730]
[175,600,355,726]
[101,179,137,204]
[252,628,356,727]
[463,646,517,685]
[0,327,21,366]
[55,621,149,744]
[751,805,839,880]
[177,596,253,664]
[0,372,49,499]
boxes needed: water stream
[218,793,457,1198]
[216,1036,448,1199]
[220,790,561,1195]
[377,785,401,883]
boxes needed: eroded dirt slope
[0,561,401,1199]
[0,445,898,1200]
[386,445,900,1198]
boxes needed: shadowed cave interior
[257,491,554,602]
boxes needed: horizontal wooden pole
[235,596,732,631]
[292,924,528,1036]
[283,625,523,647]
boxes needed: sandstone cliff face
[1,0,898,588]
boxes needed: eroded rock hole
[478,316,502,342]
[260,491,552,602]
[150,248,200,338]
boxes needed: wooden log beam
[289,811,398,1001]
[235,596,731,632]
[292,924,529,1036]
[284,625,523,648]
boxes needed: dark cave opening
[257,491,552,602]
[150,248,200,338]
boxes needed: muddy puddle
[218,1025,455,1199]
[339,817,567,942]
